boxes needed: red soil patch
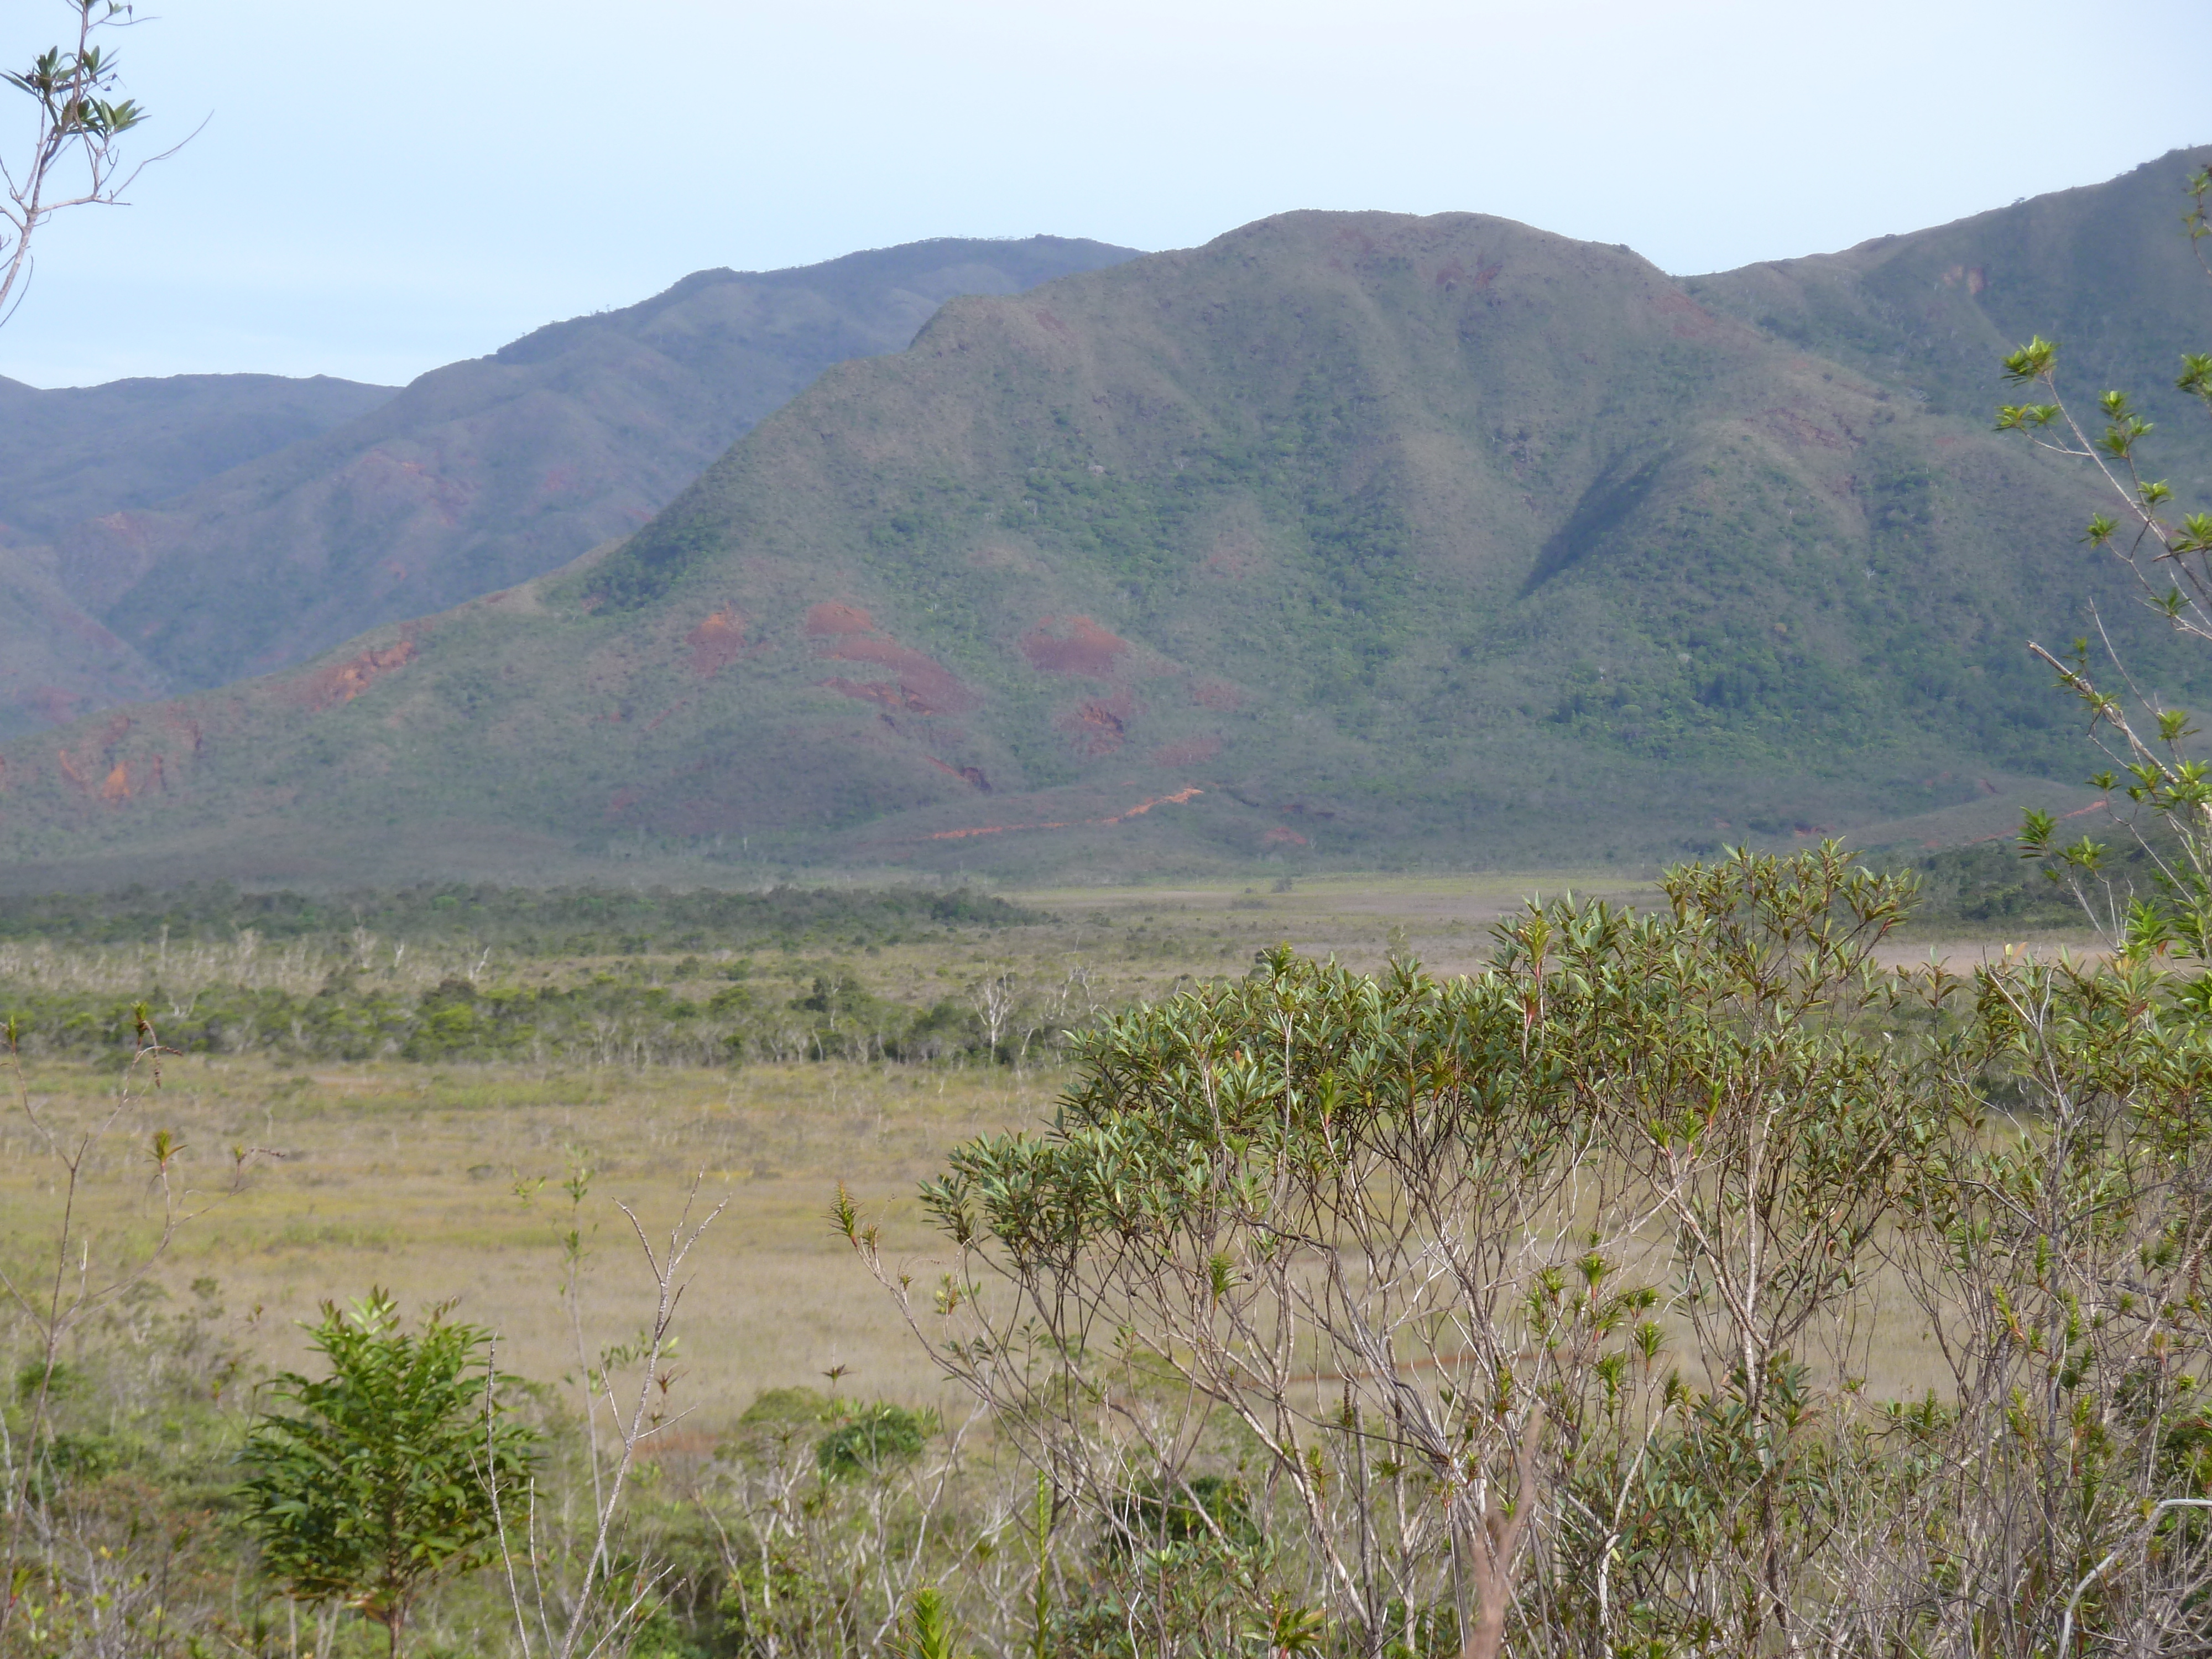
[1190,679,1245,711]
[1262,826,1309,847]
[805,602,877,636]
[1020,615,1129,679]
[1057,691,1133,758]
[94,755,164,803]
[1112,787,1202,821]
[1149,734,1221,766]
[817,639,977,713]
[686,609,747,676]
[293,639,418,712]
[916,787,1204,842]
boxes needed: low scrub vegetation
[2,844,2208,1656]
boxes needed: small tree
[2,1,179,329]
[240,1290,538,1657]
[1997,165,2212,956]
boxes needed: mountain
[1688,152,2212,456]
[0,372,398,737]
[4,156,2208,886]
[0,371,396,541]
[34,237,1139,701]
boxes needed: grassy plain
[0,865,2090,1443]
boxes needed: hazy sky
[3,0,2209,389]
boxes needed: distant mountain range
[0,373,395,734]
[0,236,1138,736]
[3,152,2208,886]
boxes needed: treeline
[0,881,1036,953]
[0,967,1045,1067]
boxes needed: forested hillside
[4,155,2208,881]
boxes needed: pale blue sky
[3,0,2209,389]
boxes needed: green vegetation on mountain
[6,157,2210,881]
[37,236,1138,703]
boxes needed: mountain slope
[1689,146,2212,449]
[53,237,1139,696]
[0,544,170,739]
[0,372,397,737]
[1,190,2187,884]
[0,371,395,541]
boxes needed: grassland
[0,864,2092,1444]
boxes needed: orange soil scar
[686,609,747,676]
[817,639,977,713]
[1149,734,1221,766]
[1262,826,1308,847]
[915,786,1203,842]
[1058,695,1130,757]
[820,676,959,716]
[1020,615,1129,678]
[295,639,418,712]
[806,602,877,636]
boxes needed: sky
[3,0,2209,389]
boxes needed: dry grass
[0,870,2093,1438]
[0,1055,1056,1432]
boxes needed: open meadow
[0,853,2174,1658]
[1,868,1677,1428]
[0,857,2084,1431]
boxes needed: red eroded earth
[806,602,877,636]
[802,606,979,715]
[290,639,418,712]
[1020,616,1129,679]
[1057,690,1133,757]
[686,609,747,676]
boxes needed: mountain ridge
[4,160,2208,884]
[48,236,1141,699]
